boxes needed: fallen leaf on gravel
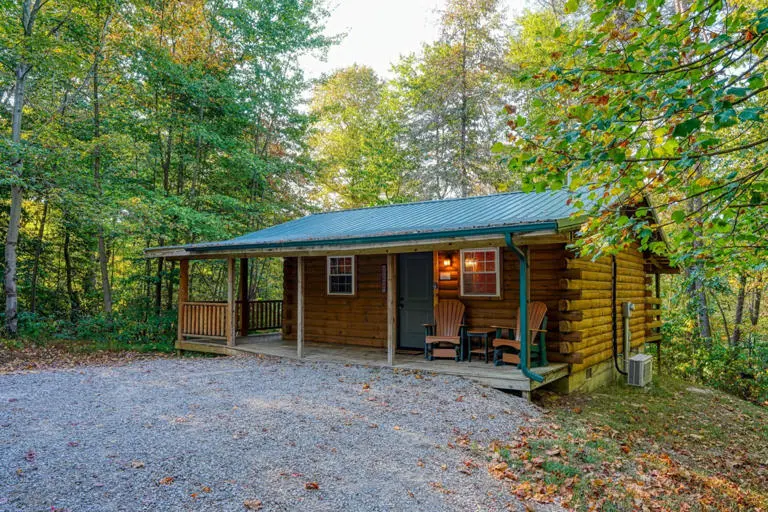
[362,383,370,390]
[131,460,145,469]
[243,498,263,510]
[393,425,401,430]
[201,486,211,493]
[305,482,320,490]
[67,441,79,447]
[456,395,464,402]
[158,476,174,485]
[24,451,35,462]
[0,345,168,374]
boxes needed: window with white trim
[460,248,501,297]
[327,256,355,295]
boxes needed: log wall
[436,244,567,357]
[558,244,653,374]
[283,255,388,347]
[281,243,658,381]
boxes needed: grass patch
[486,375,768,510]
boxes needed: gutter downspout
[611,255,628,376]
[505,233,545,383]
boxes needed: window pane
[329,257,354,294]
[462,249,498,296]
[330,275,352,294]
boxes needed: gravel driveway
[0,355,543,511]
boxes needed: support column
[239,258,249,336]
[387,254,396,366]
[226,258,235,347]
[297,256,304,358]
[177,259,189,345]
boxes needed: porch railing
[180,299,283,339]
[180,302,228,339]
[241,299,283,330]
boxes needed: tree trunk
[155,255,164,315]
[3,28,34,335]
[749,275,763,328]
[731,273,747,345]
[144,240,152,321]
[63,226,80,321]
[29,199,48,314]
[162,123,172,195]
[687,168,712,342]
[458,29,469,198]
[92,39,113,318]
[166,260,175,311]
[714,293,731,343]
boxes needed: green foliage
[661,324,768,403]
[1,0,332,343]
[308,65,419,207]
[500,0,768,272]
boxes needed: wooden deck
[177,335,569,395]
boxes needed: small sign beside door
[381,264,387,294]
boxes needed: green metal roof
[171,189,593,254]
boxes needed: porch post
[226,257,235,346]
[387,254,396,366]
[239,258,249,336]
[297,256,304,358]
[177,259,189,344]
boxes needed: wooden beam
[226,258,235,347]
[239,258,249,336]
[177,259,189,344]
[297,255,304,359]
[387,254,396,366]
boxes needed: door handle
[398,298,404,309]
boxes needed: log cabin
[145,189,675,398]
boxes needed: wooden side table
[466,329,495,363]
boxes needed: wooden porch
[176,335,570,396]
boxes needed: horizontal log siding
[283,255,387,347]
[280,243,657,376]
[559,244,653,372]
[436,245,566,351]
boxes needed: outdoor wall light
[443,256,452,267]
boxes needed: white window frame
[326,255,356,296]
[459,248,501,298]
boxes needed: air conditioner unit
[627,354,653,387]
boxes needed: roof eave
[144,222,562,259]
